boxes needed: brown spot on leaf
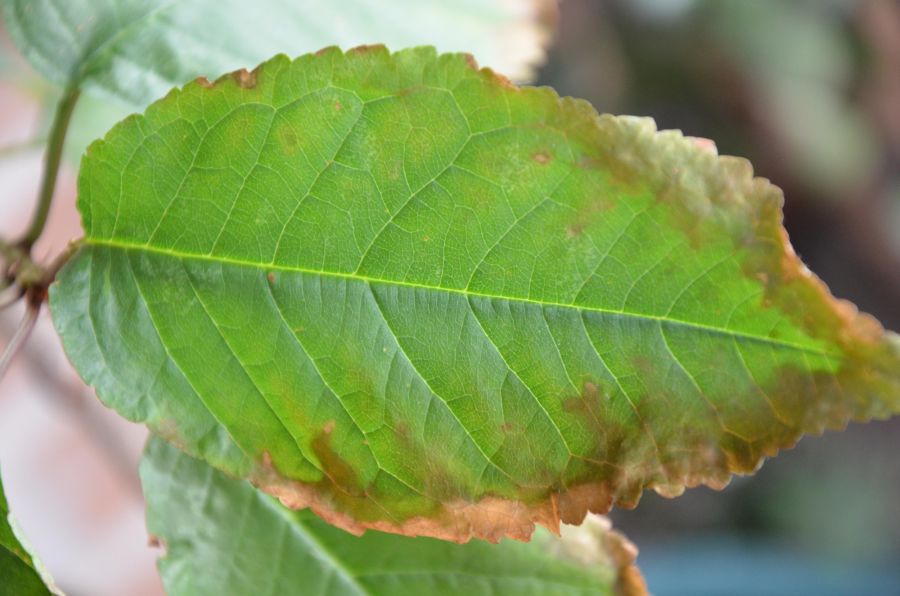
[557,484,614,526]
[267,272,276,284]
[309,428,366,500]
[196,76,213,89]
[566,196,611,239]
[563,398,581,412]
[153,419,190,453]
[463,53,479,71]
[232,68,258,89]
[280,130,298,149]
[533,151,551,164]
[500,421,524,435]
[348,44,387,55]
[264,474,559,542]
[489,70,516,90]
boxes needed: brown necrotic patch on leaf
[347,43,387,56]
[593,113,900,483]
[556,484,614,526]
[533,151,552,164]
[632,119,892,365]
[198,59,276,92]
[486,69,516,90]
[255,439,654,545]
[258,466,557,543]
[589,113,898,380]
[231,68,257,88]
[255,433,632,543]
[309,424,366,500]
[147,533,165,549]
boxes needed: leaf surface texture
[51,47,900,541]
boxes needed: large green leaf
[0,470,52,596]
[142,436,645,596]
[1,0,554,107]
[51,47,900,542]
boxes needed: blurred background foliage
[0,1,898,594]
[540,1,900,594]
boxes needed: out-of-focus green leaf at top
[0,471,53,596]
[51,47,900,543]
[142,437,646,596]
[1,0,555,107]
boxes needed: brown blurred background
[1,1,898,594]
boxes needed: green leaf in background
[0,470,52,596]
[0,47,132,164]
[704,0,877,199]
[142,437,645,596]
[50,47,900,542]
[1,0,555,108]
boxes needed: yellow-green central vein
[83,237,837,359]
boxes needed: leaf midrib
[83,237,835,358]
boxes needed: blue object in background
[637,538,900,596]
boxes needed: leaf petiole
[0,303,39,384]
[17,86,80,250]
